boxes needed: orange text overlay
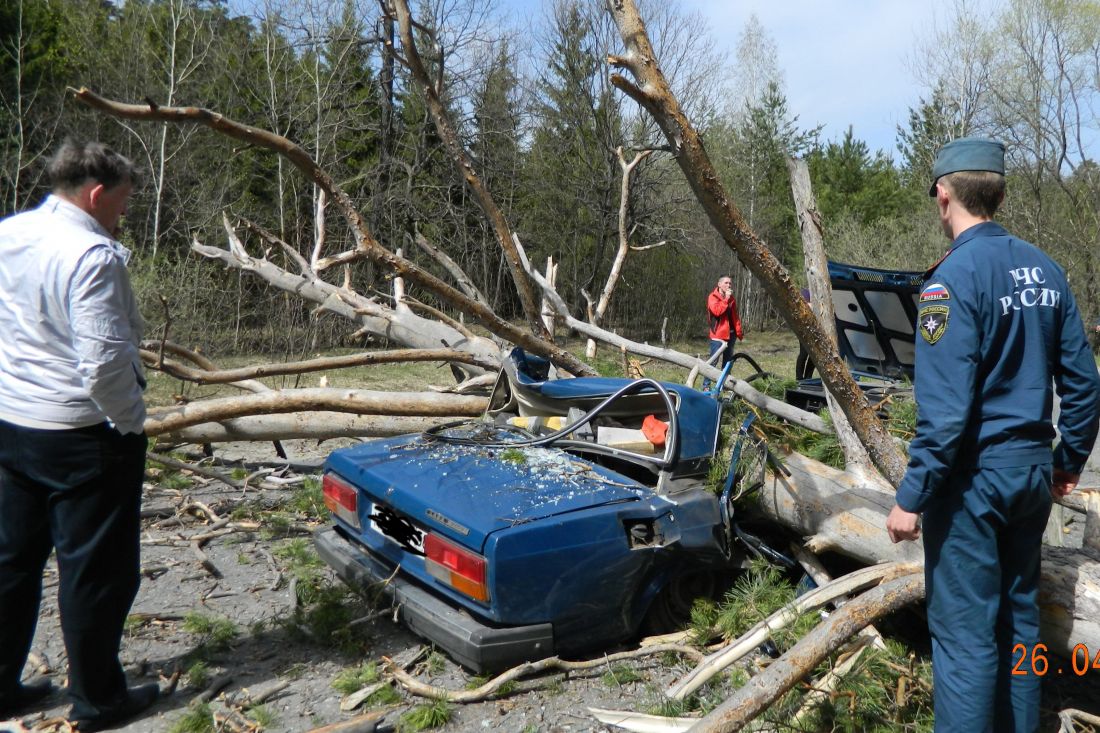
[1011,643,1100,676]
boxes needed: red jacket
[707,288,743,341]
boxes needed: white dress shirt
[0,194,146,434]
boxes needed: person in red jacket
[704,275,743,387]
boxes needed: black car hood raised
[828,260,924,380]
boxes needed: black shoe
[70,683,160,732]
[0,679,56,718]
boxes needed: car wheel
[641,569,721,635]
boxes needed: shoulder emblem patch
[920,282,950,302]
[919,305,949,345]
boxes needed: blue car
[314,348,746,671]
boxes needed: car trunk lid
[324,431,648,551]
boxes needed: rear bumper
[314,526,555,672]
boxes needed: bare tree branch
[412,230,489,307]
[69,87,596,377]
[141,347,498,385]
[387,0,550,341]
[584,146,656,360]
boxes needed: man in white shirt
[0,140,158,730]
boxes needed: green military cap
[928,137,1005,196]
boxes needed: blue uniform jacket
[895,222,1100,513]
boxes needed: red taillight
[424,533,489,602]
[322,473,360,529]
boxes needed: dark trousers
[0,420,146,718]
[923,464,1051,733]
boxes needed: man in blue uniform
[886,137,1100,732]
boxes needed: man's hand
[1052,468,1080,498]
[886,505,921,543]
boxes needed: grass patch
[543,679,565,696]
[332,662,381,695]
[158,470,194,491]
[246,705,278,728]
[123,614,149,634]
[182,612,239,652]
[426,651,447,675]
[260,513,294,539]
[464,674,490,690]
[168,703,215,733]
[274,539,370,653]
[648,695,701,718]
[398,699,452,732]
[500,448,527,464]
[185,660,210,689]
[601,663,644,687]
[287,476,326,520]
[364,684,402,707]
[273,538,323,573]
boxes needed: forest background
[3,0,1099,360]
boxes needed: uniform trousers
[923,464,1052,733]
[0,420,146,719]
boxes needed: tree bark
[788,157,873,473]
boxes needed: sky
[677,0,950,157]
[500,0,963,158]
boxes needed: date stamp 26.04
[1011,643,1100,676]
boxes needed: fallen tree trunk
[757,451,1100,657]
[156,413,454,443]
[142,347,500,385]
[144,389,487,437]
